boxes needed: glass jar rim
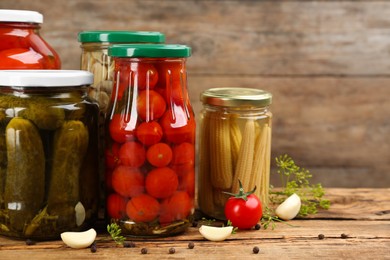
[0,9,43,23]
[0,70,93,87]
[201,87,272,107]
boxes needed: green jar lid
[108,44,191,58]
[201,88,272,107]
[78,31,165,43]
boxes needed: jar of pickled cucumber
[0,70,99,240]
[105,44,195,237]
[78,31,165,114]
[0,9,61,69]
[198,88,272,220]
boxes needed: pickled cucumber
[0,126,6,209]
[20,100,65,130]
[4,118,45,232]
[47,120,89,226]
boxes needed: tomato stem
[223,180,256,201]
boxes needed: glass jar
[0,70,99,240]
[106,44,195,237]
[0,9,61,69]
[198,88,272,220]
[78,31,165,114]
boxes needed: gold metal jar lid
[200,87,272,107]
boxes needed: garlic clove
[275,193,301,220]
[75,201,86,227]
[199,225,233,242]
[61,228,97,249]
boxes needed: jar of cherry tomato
[79,31,165,222]
[0,9,61,69]
[198,88,272,220]
[106,44,195,237]
[78,31,165,114]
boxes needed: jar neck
[0,22,41,30]
[0,86,88,97]
[203,104,270,116]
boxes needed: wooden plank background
[1,0,389,187]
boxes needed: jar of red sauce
[105,44,195,237]
[0,9,61,69]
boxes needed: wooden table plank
[0,188,389,259]
[0,220,389,259]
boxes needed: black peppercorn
[123,241,136,248]
[188,242,195,249]
[253,246,260,254]
[254,223,261,230]
[341,233,348,239]
[318,234,325,240]
[141,248,148,254]
[90,242,97,253]
[169,247,175,254]
[25,239,36,246]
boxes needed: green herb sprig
[271,154,330,216]
[107,223,126,245]
[261,154,330,229]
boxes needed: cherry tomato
[178,170,195,197]
[137,90,166,122]
[155,61,186,105]
[109,113,137,143]
[112,63,130,101]
[145,167,178,199]
[111,165,145,198]
[146,143,173,168]
[130,62,158,90]
[105,142,121,169]
[160,108,195,144]
[170,142,195,176]
[126,194,160,223]
[159,191,192,224]
[136,121,163,146]
[224,181,263,230]
[106,193,127,219]
[119,141,146,167]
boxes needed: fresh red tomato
[145,167,178,199]
[137,90,166,122]
[224,181,263,230]
[126,194,160,223]
[136,121,163,146]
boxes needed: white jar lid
[0,9,43,23]
[0,70,93,87]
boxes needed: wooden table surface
[0,188,389,259]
